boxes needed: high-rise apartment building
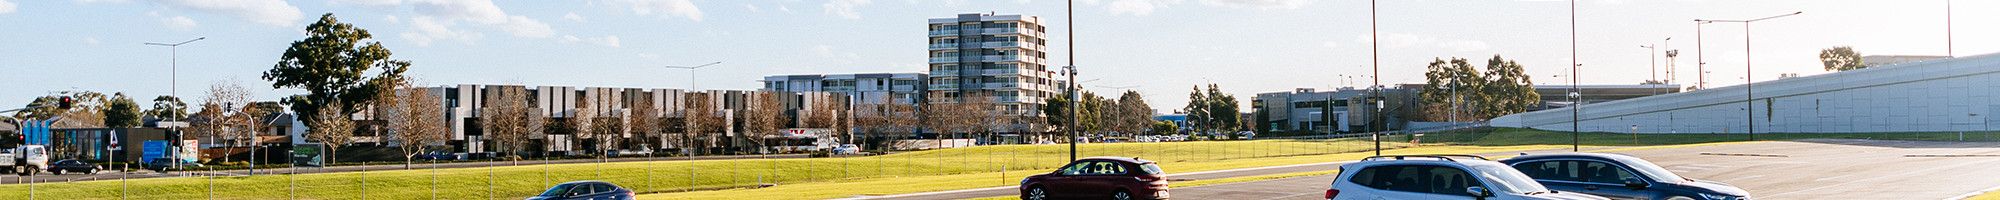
[764,73,928,105]
[927,13,1055,115]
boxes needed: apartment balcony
[929,57,961,63]
[824,86,857,91]
[982,28,1019,34]
[928,30,959,37]
[979,69,1019,75]
[930,70,961,76]
[931,84,961,90]
[981,82,1020,89]
[981,41,1018,48]
[980,55,1019,62]
[928,43,960,50]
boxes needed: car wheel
[1022,186,1048,200]
[52,169,63,175]
[1112,190,1132,200]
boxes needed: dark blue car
[1499,153,1749,200]
[528,180,634,200]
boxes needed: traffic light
[58,96,74,109]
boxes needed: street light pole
[1641,44,1656,84]
[1370,0,1382,156]
[1694,20,1709,89]
[1066,0,1080,162]
[144,37,205,123]
[664,61,721,153]
[1698,11,1802,141]
[1569,0,1580,152]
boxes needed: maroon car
[1019,157,1171,200]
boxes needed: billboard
[291,143,325,167]
[141,140,169,163]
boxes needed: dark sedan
[1019,156,1171,200]
[49,159,101,175]
[1500,153,1750,200]
[528,180,634,200]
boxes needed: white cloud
[1321,41,1338,49]
[823,0,869,19]
[0,0,15,14]
[498,16,553,38]
[397,0,553,46]
[1354,32,1489,52]
[384,15,400,24]
[1105,0,1178,16]
[743,4,759,13]
[560,35,621,47]
[157,0,303,27]
[399,16,480,46]
[607,0,703,21]
[83,37,101,45]
[161,15,199,30]
[563,12,585,22]
[1197,0,1306,9]
[73,0,126,4]
[777,4,792,13]
[330,0,400,6]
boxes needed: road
[0,154,810,184]
[1164,139,2000,200]
[852,148,1597,200]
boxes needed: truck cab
[0,145,51,176]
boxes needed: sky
[1,0,1995,114]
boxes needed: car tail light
[1325,189,1340,199]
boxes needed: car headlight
[1699,193,1743,200]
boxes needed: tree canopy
[263,13,410,125]
[1820,46,1865,71]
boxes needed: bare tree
[195,81,252,163]
[682,92,718,155]
[390,84,449,169]
[743,91,785,154]
[307,101,356,165]
[481,86,533,160]
[569,99,597,156]
[883,95,922,151]
[628,93,660,153]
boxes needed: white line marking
[1945,184,2000,200]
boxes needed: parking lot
[1167,139,2000,200]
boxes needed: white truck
[0,145,50,176]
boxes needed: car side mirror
[1624,180,1649,189]
[1466,186,1492,197]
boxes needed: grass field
[5,127,1986,200]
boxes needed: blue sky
[1,0,1995,112]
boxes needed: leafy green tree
[1480,55,1537,118]
[1820,46,1865,71]
[1183,85,1209,133]
[1115,90,1153,135]
[1420,58,1484,121]
[1148,120,1179,135]
[1202,84,1242,133]
[104,93,143,128]
[146,95,190,121]
[263,13,410,125]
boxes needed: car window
[1421,166,1483,196]
[1470,164,1551,194]
[1139,163,1165,175]
[1060,161,1094,175]
[1513,160,1580,182]
[1093,162,1126,175]
[538,184,575,197]
[1580,161,1641,184]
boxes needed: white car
[1327,155,1607,200]
[831,144,862,155]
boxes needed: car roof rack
[1361,154,1491,162]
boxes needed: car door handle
[1584,185,1599,190]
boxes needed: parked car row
[1327,153,1749,200]
[1009,152,1748,200]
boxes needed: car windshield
[538,183,577,197]
[1468,164,1551,194]
[1617,157,1686,183]
[1139,163,1165,175]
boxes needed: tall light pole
[664,61,720,157]
[1694,20,1709,89]
[1370,0,1382,156]
[1569,0,1580,152]
[1641,44,1656,83]
[1699,11,1802,141]
[1067,0,1080,162]
[1947,0,1954,57]
[144,37,205,123]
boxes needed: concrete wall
[1493,53,2000,133]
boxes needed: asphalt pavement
[1160,139,2000,200]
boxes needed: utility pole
[1947,0,1954,57]
[1066,0,1079,162]
[1570,0,1580,152]
[1695,20,1708,89]
[1370,0,1382,156]
[1699,11,1803,141]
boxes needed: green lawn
[7,127,1983,200]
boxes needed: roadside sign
[142,140,169,163]
[292,143,324,167]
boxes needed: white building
[1493,53,2000,133]
[928,13,1056,115]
